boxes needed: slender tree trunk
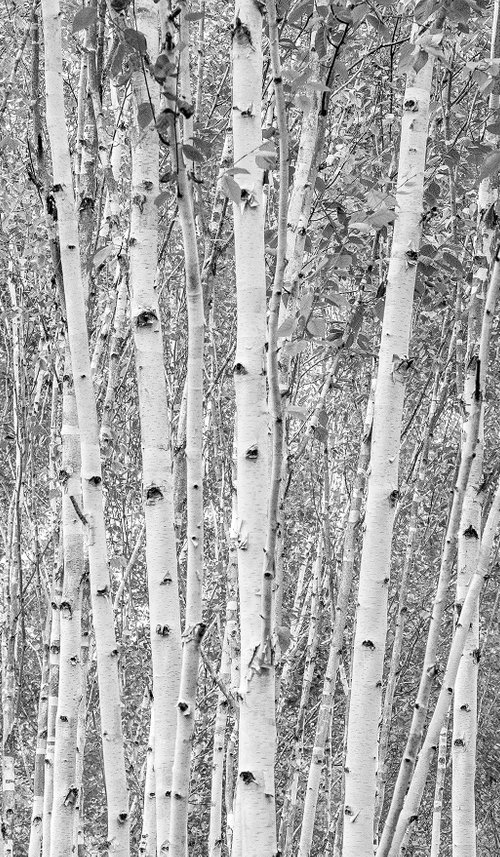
[298,382,374,857]
[139,706,157,857]
[28,621,50,857]
[128,2,182,851]
[230,3,276,855]
[452,6,500,852]
[41,0,130,849]
[156,8,205,856]
[50,355,84,857]
[430,712,449,857]
[387,468,500,855]
[42,565,62,857]
[375,357,450,834]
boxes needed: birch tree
[342,31,436,857]
[231,3,276,855]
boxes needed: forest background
[0,0,500,856]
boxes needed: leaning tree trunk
[452,4,500,852]
[230,3,276,855]
[342,37,435,857]
[41,0,130,850]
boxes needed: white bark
[128,3,182,851]
[231,3,276,855]
[342,47,435,857]
[41,0,130,848]
[49,356,84,857]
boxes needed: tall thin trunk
[298,382,374,857]
[342,41,435,855]
[50,355,84,856]
[42,565,62,857]
[139,706,157,857]
[452,5,500,851]
[128,2,182,851]
[430,712,449,857]
[387,468,500,855]
[28,619,50,857]
[41,0,130,849]
[160,7,205,854]
[230,3,276,854]
[375,355,450,834]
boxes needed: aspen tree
[381,250,500,855]
[387,466,500,855]
[377,367,480,857]
[208,618,232,857]
[50,356,84,857]
[128,1,182,849]
[158,7,205,854]
[41,0,130,849]
[280,536,323,857]
[1,271,25,857]
[298,384,374,857]
[430,714,449,857]
[139,708,157,857]
[262,0,288,662]
[452,5,500,851]
[375,347,451,833]
[42,571,61,857]
[231,2,276,855]
[28,629,49,857]
[342,35,435,857]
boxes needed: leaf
[154,192,170,208]
[286,405,307,420]
[221,175,242,204]
[277,316,296,338]
[155,110,172,134]
[314,26,328,59]
[226,167,250,176]
[413,49,429,73]
[123,27,147,56]
[294,94,312,112]
[185,11,204,20]
[479,150,500,181]
[299,291,314,319]
[283,340,308,357]
[256,153,277,169]
[137,102,154,130]
[72,6,97,33]
[398,43,416,76]
[92,245,115,267]
[182,144,205,164]
[486,121,500,135]
[366,207,396,228]
[307,317,326,338]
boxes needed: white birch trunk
[231,3,276,855]
[41,0,130,849]
[50,356,84,857]
[452,6,500,851]
[128,3,182,851]
[430,713,449,857]
[342,47,434,857]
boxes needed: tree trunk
[230,3,276,855]
[128,2,182,851]
[50,354,84,857]
[41,0,130,848]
